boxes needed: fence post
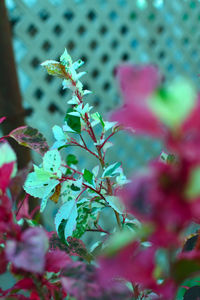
[0,0,31,169]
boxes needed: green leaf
[24,172,59,200]
[43,149,61,175]
[92,165,99,177]
[91,112,105,128]
[60,48,72,66]
[40,196,49,212]
[71,184,80,191]
[34,165,53,181]
[0,142,17,177]
[149,78,196,129]
[104,121,117,132]
[65,108,81,134]
[52,125,66,141]
[24,219,39,227]
[73,59,84,70]
[102,162,121,178]
[175,276,200,300]
[66,154,78,166]
[103,225,153,256]
[73,206,90,238]
[106,196,125,214]
[160,151,176,164]
[55,200,78,240]
[58,219,68,244]
[83,169,94,185]
[9,126,49,156]
[154,249,170,279]
[185,167,200,199]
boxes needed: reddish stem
[16,193,30,217]
[62,164,83,175]
[82,183,106,201]
[86,228,110,235]
[60,176,76,183]
[0,135,9,142]
[30,205,40,218]
[99,131,116,150]
[76,187,87,201]
[70,138,99,159]
[79,134,87,148]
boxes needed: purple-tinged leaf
[67,237,93,262]
[61,263,132,300]
[5,227,49,274]
[49,234,93,262]
[45,250,70,272]
[9,126,49,156]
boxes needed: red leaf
[0,250,7,274]
[0,161,15,194]
[13,278,35,290]
[111,64,163,137]
[45,250,71,272]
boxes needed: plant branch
[16,193,30,217]
[96,147,122,229]
[82,183,106,200]
[76,187,87,201]
[86,228,110,235]
[99,131,116,150]
[79,133,87,148]
[62,164,83,175]
[70,139,99,159]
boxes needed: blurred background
[1,0,200,228]
[1,0,200,290]
[2,0,200,172]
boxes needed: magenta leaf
[12,278,35,291]
[9,126,49,156]
[45,250,70,272]
[6,227,49,273]
[0,116,6,124]
[0,162,15,194]
[111,64,164,137]
[61,262,132,300]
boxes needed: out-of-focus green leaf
[149,78,196,129]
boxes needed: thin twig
[79,134,87,148]
[62,164,83,175]
[99,131,116,150]
[82,183,106,200]
[70,139,99,159]
[76,187,87,201]
[16,193,30,217]
[86,228,110,235]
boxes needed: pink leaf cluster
[99,64,200,299]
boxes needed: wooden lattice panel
[6,0,200,173]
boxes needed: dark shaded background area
[0,0,30,169]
